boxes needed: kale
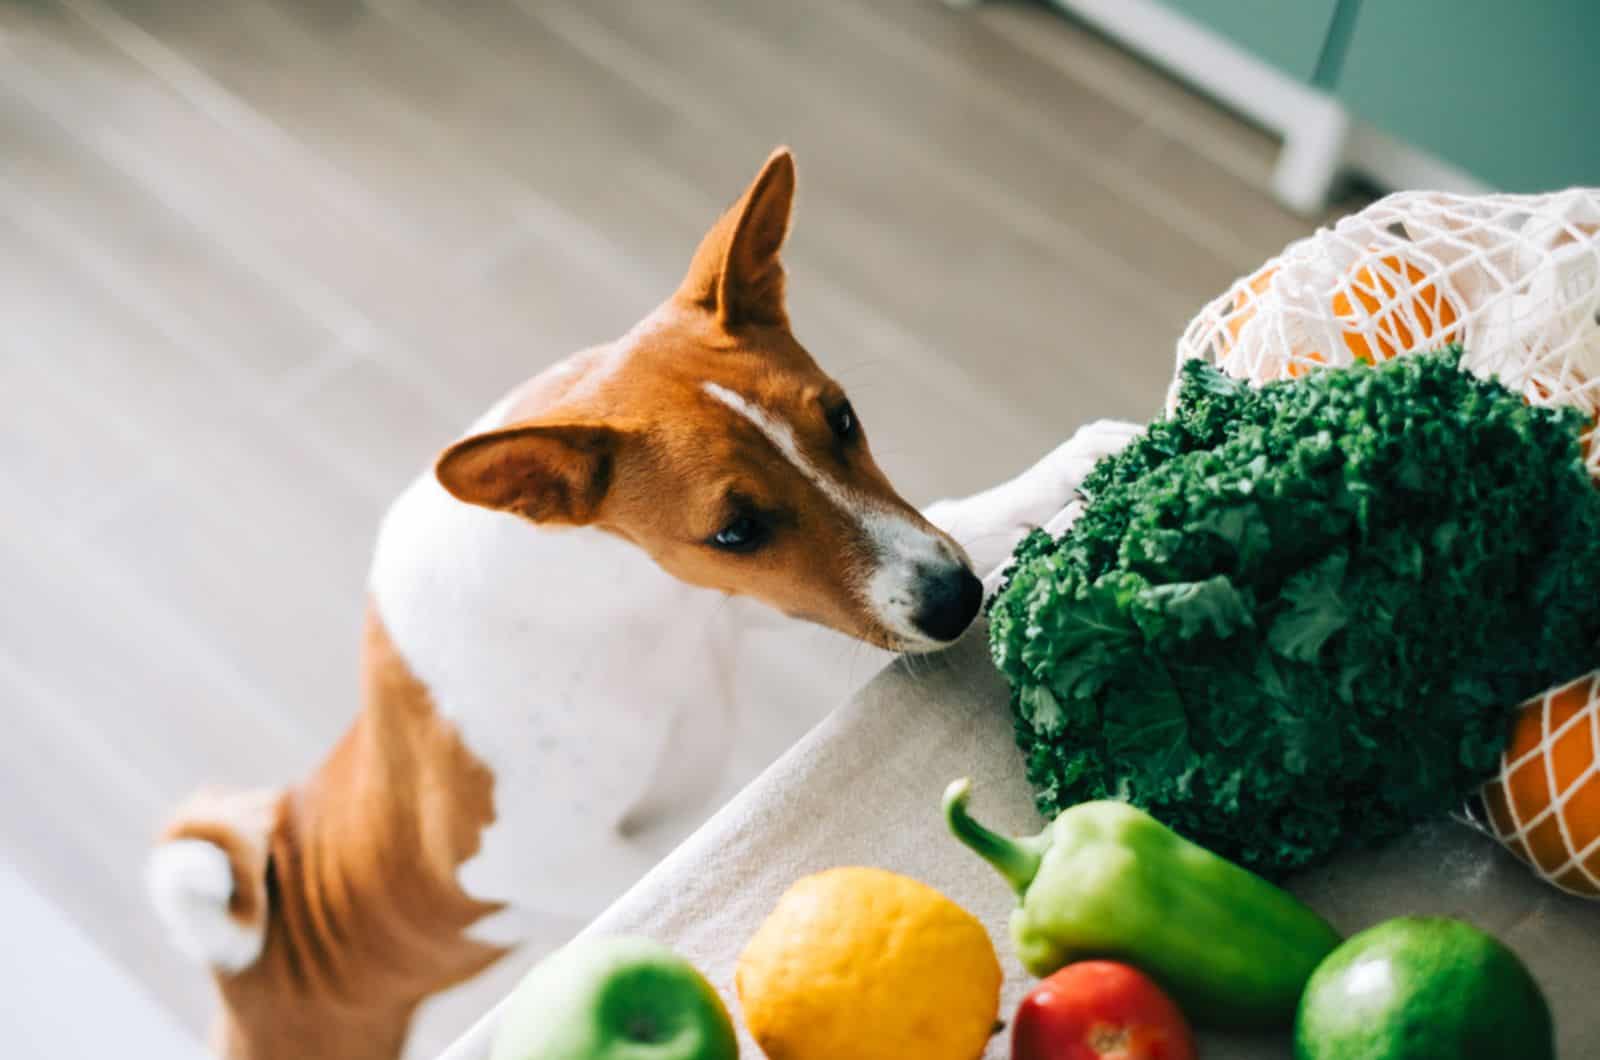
[990,349,1600,877]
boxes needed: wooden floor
[0,0,1358,1053]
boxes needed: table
[441,625,1600,1059]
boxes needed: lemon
[736,866,1001,1060]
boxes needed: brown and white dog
[146,148,1138,1059]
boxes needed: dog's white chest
[371,474,747,934]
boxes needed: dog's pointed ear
[675,147,795,329]
[435,422,621,525]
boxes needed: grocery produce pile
[486,191,1597,1060]
[490,786,1557,1059]
[989,348,1600,876]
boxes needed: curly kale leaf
[990,348,1600,877]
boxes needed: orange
[1332,253,1460,363]
[1219,253,1461,377]
[1479,673,1600,898]
[1224,265,1276,348]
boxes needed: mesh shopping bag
[1474,673,1600,898]
[1170,187,1600,896]
[1172,188,1600,474]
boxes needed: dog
[146,148,1139,1059]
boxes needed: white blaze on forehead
[701,381,967,648]
[701,382,858,513]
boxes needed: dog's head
[436,149,981,651]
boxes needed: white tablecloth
[442,625,1600,1059]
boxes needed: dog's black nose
[912,565,984,643]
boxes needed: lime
[1295,916,1552,1060]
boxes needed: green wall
[1337,0,1600,190]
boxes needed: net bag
[1172,188,1600,475]
[1475,673,1600,898]
[1169,187,1600,897]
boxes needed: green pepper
[943,778,1341,1029]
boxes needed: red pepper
[1012,961,1198,1060]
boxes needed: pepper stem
[942,778,1047,895]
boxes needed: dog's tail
[146,787,281,974]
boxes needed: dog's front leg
[925,419,1142,587]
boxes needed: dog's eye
[828,401,857,441]
[711,514,768,553]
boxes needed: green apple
[490,936,739,1060]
